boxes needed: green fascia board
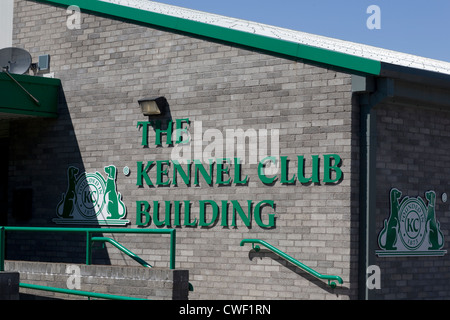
[31,0,381,75]
[0,73,61,118]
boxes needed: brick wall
[374,103,450,299]
[7,0,358,299]
[5,261,189,300]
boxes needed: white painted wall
[0,0,14,48]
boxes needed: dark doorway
[0,138,9,226]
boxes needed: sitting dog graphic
[425,191,444,250]
[378,188,402,250]
[56,166,79,219]
[104,165,126,220]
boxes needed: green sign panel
[54,165,129,225]
[377,188,446,257]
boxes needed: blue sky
[154,0,450,62]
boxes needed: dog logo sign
[377,188,446,257]
[54,165,129,226]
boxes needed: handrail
[0,227,176,271]
[91,237,152,268]
[240,239,343,288]
[19,282,146,300]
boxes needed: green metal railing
[19,283,146,300]
[240,239,343,288]
[0,226,177,300]
[0,226,176,271]
[91,236,153,268]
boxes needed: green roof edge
[0,73,60,118]
[30,0,381,75]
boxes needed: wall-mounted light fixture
[138,96,167,116]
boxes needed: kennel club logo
[377,188,446,257]
[54,165,129,225]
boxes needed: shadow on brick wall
[3,85,111,265]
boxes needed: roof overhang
[0,72,61,119]
[30,0,381,76]
[28,0,450,89]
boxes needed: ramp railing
[240,239,343,288]
[0,226,176,271]
[0,227,177,299]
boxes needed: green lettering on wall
[280,156,295,184]
[297,155,320,183]
[184,201,197,226]
[216,158,231,185]
[199,200,219,227]
[233,157,248,184]
[323,154,342,183]
[152,120,173,146]
[152,200,171,226]
[175,118,190,144]
[221,200,228,227]
[174,200,181,226]
[258,157,277,184]
[254,200,275,228]
[173,160,191,186]
[135,199,277,228]
[136,200,150,226]
[136,161,154,187]
[137,121,150,146]
[258,156,277,184]
[194,159,213,185]
[231,200,252,227]
[156,160,171,186]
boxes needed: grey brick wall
[5,261,189,300]
[374,103,450,299]
[7,0,357,299]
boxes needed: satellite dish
[0,47,32,75]
[0,47,39,105]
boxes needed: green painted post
[85,231,92,265]
[0,227,5,272]
[169,229,176,270]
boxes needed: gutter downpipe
[352,75,394,300]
